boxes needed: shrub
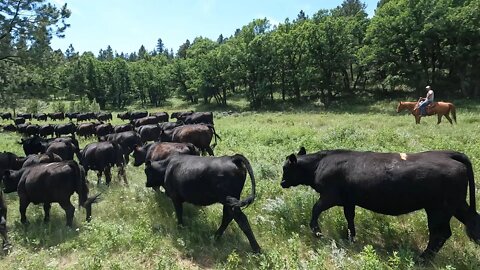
[25,99,41,114]
[51,101,66,113]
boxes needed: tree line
[1,0,479,111]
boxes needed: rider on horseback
[418,86,434,116]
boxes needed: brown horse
[397,101,457,124]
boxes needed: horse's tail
[450,104,457,123]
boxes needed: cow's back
[19,163,77,204]
[172,125,212,148]
[315,150,470,215]
[164,155,246,206]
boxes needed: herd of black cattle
[1,110,480,261]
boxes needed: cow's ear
[288,154,297,164]
[298,147,306,155]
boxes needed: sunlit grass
[1,100,480,269]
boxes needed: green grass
[1,100,480,269]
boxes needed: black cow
[14,117,25,125]
[0,152,24,180]
[1,112,12,120]
[114,124,133,133]
[3,161,99,226]
[2,124,16,132]
[95,123,113,137]
[17,113,32,120]
[182,112,214,125]
[54,122,76,137]
[132,142,199,167]
[149,112,169,122]
[171,111,194,120]
[76,112,95,122]
[79,141,127,186]
[137,124,160,143]
[0,190,11,252]
[144,154,260,253]
[161,124,220,156]
[117,112,130,121]
[39,124,55,137]
[48,112,65,121]
[281,148,480,260]
[129,111,148,120]
[45,141,78,160]
[34,113,48,121]
[20,136,79,156]
[20,136,48,155]
[158,122,180,131]
[22,153,63,168]
[26,124,40,137]
[100,131,142,164]
[65,112,78,121]
[77,122,98,138]
[132,116,160,127]
[96,112,112,121]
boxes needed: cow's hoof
[2,243,12,254]
[312,231,323,238]
[418,251,435,265]
[348,235,356,243]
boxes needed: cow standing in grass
[3,161,99,227]
[160,124,220,156]
[79,141,127,186]
[144,154,261,253]
[281,147,480,260]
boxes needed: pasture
[1,100,480,269]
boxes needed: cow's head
[3,169,24,193]
[132,145,147,167]
[281,147,307,188]
[144,160,168,189]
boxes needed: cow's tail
[451,152,476,213]
[450,104,457,123]
[207,124,221,149]
[66,160,86,207]
[226,154,256,208]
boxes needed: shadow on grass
[149,191,257,268]
[9,209,83,250]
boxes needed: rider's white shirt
[427,90,434,101]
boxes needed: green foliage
[71,96,92,112]
[90,98,101,112]
[51,101,66,113]
[25,100,41,114]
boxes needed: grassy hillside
[1,101,480,269]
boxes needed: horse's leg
[415,115,420,124]
[437,114,442,125]
[444,114,453,125]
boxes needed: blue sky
[50,0,379,55]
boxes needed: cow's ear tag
[298,147,306,155]
[288,154,297,164]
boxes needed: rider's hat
[426,85,431,89]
